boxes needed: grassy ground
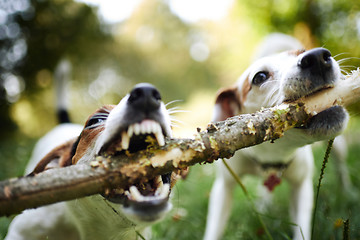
[1,135,360,240]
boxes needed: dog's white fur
[204,35,349,240]
[6,84,177,240]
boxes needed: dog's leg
[289,177,313,240]
[332,136,351,190]
[204,162,236,240]
[284,146,314,240]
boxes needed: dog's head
[214,48,342,118]
[32,83,184,224]
[213,48,348,140]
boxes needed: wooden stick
[0,69,359,217]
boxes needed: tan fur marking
[288,49,306,56]
[72,105,115,164]
[72,127,104,164]
[241,76,252,103]
[29,139,77,176]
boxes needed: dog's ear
[28,138,78,176]
[212,86,242,122]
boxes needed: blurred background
[1,0,360,239]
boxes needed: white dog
[204,43,349,239]
[6,83,183,240]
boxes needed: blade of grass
[136,231,146,240]
[311,138,334,239]
[343,219,350,240]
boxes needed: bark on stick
[0,69,359,217]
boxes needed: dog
[204,43,349,239]
[6,83,182,240]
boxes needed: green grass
[1,137,360,239]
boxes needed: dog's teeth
[129,186,145,201]
[134,123,141,135]
[128,183,170,202]
[141,122,147,134]
[121,131,129,150]
[141,123,147,134]
[128,125,134,138]
[125,190,130,197]
[154,122,161,134]
[146,122,153,134]
[154,176,163,195]
[155,131,165,146]
[159,183,170,198]
[126,121,165,146]
[152,122,159,133]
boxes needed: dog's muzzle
[99,83,175,221]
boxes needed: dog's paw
[301,106,348,140]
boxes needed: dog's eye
[252,71,270,85]
[85,114,108,129]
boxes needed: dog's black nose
[298,48,332,70]
[128,83,161,112]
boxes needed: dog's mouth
[101,173,172,221]
[99,119,174,221]
[284,83,334,102]
[290,83,348,131]
[100,119,166,155]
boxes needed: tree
[0,0,113,136]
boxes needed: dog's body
[6,83,179,240]
[204,39,349,239]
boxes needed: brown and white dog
[6,83,181,240]
[204,41,349,239]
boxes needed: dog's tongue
[264,174,282,192]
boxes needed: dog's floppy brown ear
[28,138,78,176]
[212,86,242,122]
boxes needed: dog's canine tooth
[155,131,165,146]
[159,183,170,199]
[121,131,130,150]
[129,186,145,201]
[154,176,164,196]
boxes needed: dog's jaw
[70,84,176,227]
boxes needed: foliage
[0,0,113,136]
